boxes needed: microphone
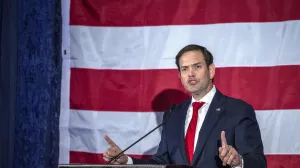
[107,104,176,164]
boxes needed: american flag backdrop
[59,0,300,167]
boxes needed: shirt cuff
[232,155,243,168]
[127,156,133,164]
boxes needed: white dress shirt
[184,85,216,151]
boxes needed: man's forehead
[179,51,204,65]
[180,61,203,67]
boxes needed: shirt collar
[191,85,216,104]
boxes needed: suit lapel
[191,90,226,165]
[177,99,191,164]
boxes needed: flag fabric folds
[59,0,300,167]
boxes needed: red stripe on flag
[69,151,300,167]
[70,0,300,26]
[266,154,300,168]
[69,151,151,164]
[70,65,300,111]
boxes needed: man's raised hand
[103,135,128,164]
[218,131,242,167]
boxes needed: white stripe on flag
[70,20,300,70]
[59,0,71,164]
[69,109,300,154]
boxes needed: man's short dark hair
[175,44,214,71]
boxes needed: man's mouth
[188,80,198,85]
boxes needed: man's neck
[192,84,213,101]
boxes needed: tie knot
[192,102,205,111]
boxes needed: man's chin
[184,85,200,93]
[187,88,200,94]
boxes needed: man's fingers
[103,151,109,157]
[103,156,110,162]
[220,146,228,157]
[222,155,229,166]
[103,147,120,161]
[113,161,120,165]
[109,147,121,156]
[103,137,128,165]
[222,147,233,166]
[221,131,227,147]
[218,147,225,160]
[226,148,235,165]
[218,147,222,154]
[219,146,241,167]
[103,151,111,159]
[104,135,117,147]
[116,155,127,163]
[103,151,112,162]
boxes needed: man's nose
[188,68,195,77]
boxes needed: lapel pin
[216,108,221,111]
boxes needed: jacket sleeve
[234,103,267,168]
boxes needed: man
[103,44,267,168]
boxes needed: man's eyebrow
[180,65,188,68]
[180,62,203,68]
[192,62,203,65]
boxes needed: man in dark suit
[103,44,267,168]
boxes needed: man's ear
[178,68,181,78]
[209,63,215,80]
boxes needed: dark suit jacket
[132,89,267,168]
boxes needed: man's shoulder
[225,95,252,108]
[220,91,255,115]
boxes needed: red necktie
[185,101,205,163]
